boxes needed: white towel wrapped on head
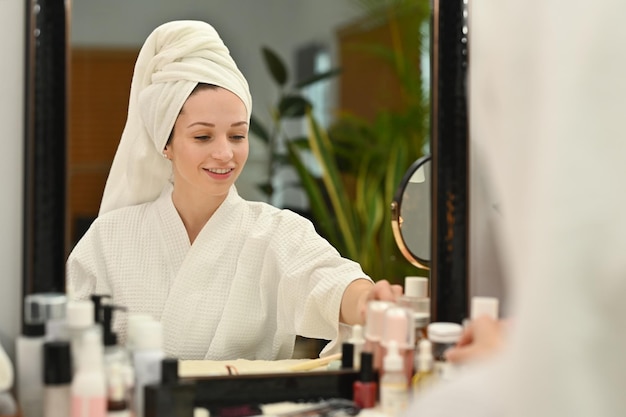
[99,20,252,215]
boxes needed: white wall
[0,0,25,361]
[70,0,364,203]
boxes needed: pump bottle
[100,304,133,417]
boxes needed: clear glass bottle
[412,338,435,394]
[397,276,430,347]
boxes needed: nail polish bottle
[352,351,377,409]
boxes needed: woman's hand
[340,279,403,325]
[444,316,508,364]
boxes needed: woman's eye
[231,135,246,141]
[194,135,210,140]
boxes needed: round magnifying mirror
[391,155,431,270]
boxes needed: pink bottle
[380,306,415,384]
[71,329,106,417]
[363,300,394,371]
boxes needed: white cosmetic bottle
[347,324,365,370]
[125,312,152,352]
[380,341,409,417]
[71,328,106,417]
[132,320,165,417]
[16,293,67,417]
[66,299,100,371]
[470,296,499,320]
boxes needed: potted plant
[250,0,429,283]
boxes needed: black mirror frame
[22,0,69,333]
[429,0,470,324]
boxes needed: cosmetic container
[126,312,153,351]
[16,292,67,417]
[45,320,70,342]
[411,338,435,394]
[380,341,409,417]
[404,276,429,298]
[101,304,133,417]
[427,322,462,382]
[470,296,499,320]
[352,351,377,409]
[66,299,101,371]
[43,341,72,417]
[347,324,365,370]
[364,300,394,371]
[341,342,354,369]
[71,328,106,417]
[106,365,130,417]
[132,319,165,417]
[380,306,415,383]
[397,276,430,345]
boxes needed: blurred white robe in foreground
[408,1,626,416]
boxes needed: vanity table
[144,358,360,417]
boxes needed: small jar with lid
[427,322,463,381]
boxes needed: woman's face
[166,87,249,201]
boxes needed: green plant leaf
[249,115,270,144]
[278,95,312,118]
[286,141,341,247]
[289,136,311,150]
[294,68,342,89]
[306,111,358,259]
[262,46,288,87]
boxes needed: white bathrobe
[407,1,626,416]
[67,183,368,360]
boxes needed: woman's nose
[211,137,233,161]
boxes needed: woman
[67,20,401,360]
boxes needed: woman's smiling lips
[203,167,235,179]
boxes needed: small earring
[162,152,168,159]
